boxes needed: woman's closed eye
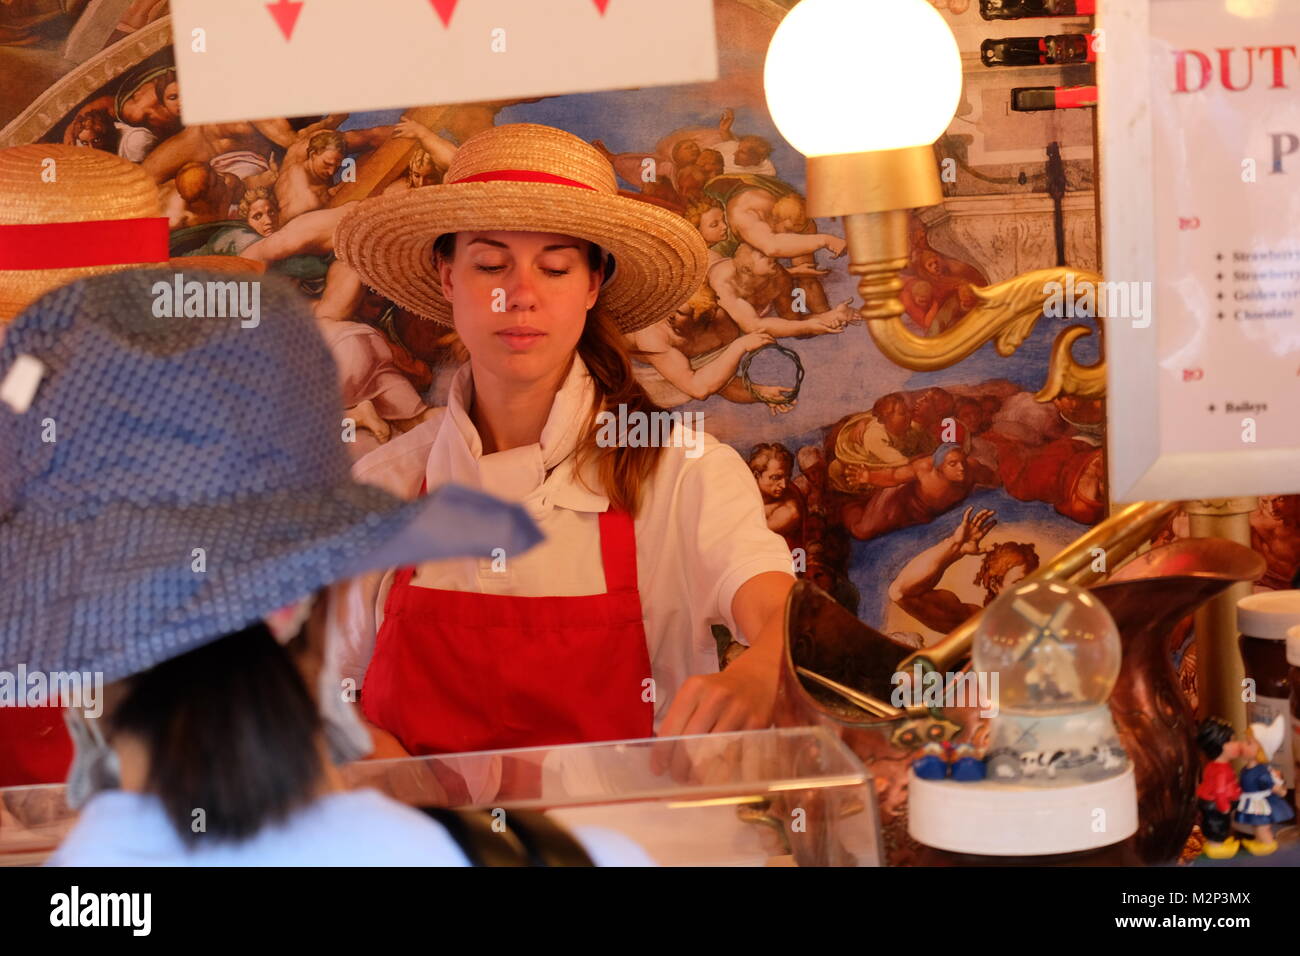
[474,263,571,277]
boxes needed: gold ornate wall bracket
[854,266,1106,402]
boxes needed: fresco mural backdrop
[3,0,1297,705]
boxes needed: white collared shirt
[328,356,794,729]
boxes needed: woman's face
[246,199,278,237]
[439,230,600,386]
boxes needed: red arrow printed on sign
[266,0,303,41]
[428,1,604,27]
[430,0,458,27]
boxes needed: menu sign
[1100,0,1300,501]
[169,0,717,125]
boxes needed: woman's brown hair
[433,233,670,515]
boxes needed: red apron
[361,489,655,756]
[0,706,72,788]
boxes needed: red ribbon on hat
[450,169,595,190]
[0,217,169,270]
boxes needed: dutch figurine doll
[1195,717,1244,859]
[1235,714,1295,856]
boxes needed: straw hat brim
[335,182,710,334]
[0,256,266,323]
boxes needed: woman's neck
[468,355,573,455]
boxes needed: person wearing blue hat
[0,267,650,865]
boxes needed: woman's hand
[657,644,778,739]
[653,572,795,770]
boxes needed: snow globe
[908,580,1138,860]
[974,579,1129,784]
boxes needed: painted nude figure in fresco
[749,443,804,553]
[888,507,1040,637]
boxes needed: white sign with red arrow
[169,0,717,125]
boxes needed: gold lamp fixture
[762,0,1104,403]
[763,0,962,322]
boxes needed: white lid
[1237,590,1300,641]
[907,766,1138,856]
[1287,624,1300,667]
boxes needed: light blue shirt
[47,788,655,867]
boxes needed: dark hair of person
[1197,716,1234,760]
[108,622,323,846]
[433,232,669,516]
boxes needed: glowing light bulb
[763,0,962,157]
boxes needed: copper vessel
[1091,538,1264,862]
[776,536,1264,866]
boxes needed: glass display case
[0,784,73,867]
[342,727,881,867]
[0,727,880,867]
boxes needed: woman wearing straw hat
[2,267,649,865]
[0,144,262,786]
[332,123,799,758]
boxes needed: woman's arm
[657,571,794,737]
[360,713,411,760]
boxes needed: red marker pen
[1011,84,1098,111]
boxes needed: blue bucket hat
[0,267,543,683]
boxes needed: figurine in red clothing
[1196,717,1248,859]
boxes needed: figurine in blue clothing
[912,741,949,780]
[1234,714,1294,856]
[949,742,987,782]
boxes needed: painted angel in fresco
[627,284,796,413]
[624,136,851,412]
[594,108,779,211]
[707,244,853,338]
[900,216,989,336]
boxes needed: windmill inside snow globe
[908,580,1139,860]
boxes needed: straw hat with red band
[335,123,710,334]
[0,144,263,322]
